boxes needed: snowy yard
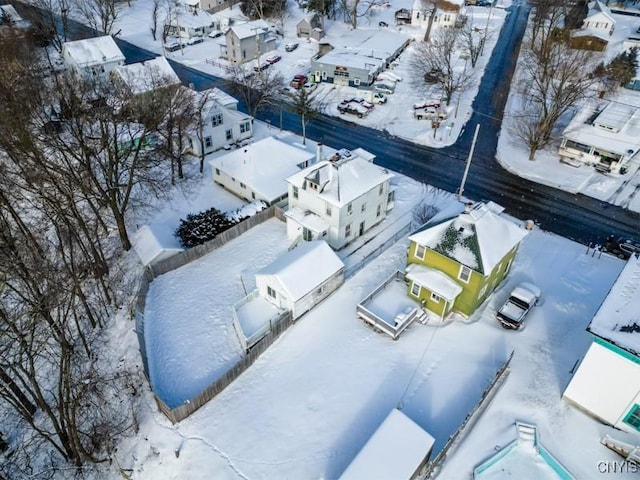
[121,210,628,479]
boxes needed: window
[252,192,255,199]
[267,286,276,299]
[293,186,299,199]
[361,203,366,213]
[205,136,212,148]
[353,78,361,86]
[240,121,250,134]
[321,71,327,80]
[316,285,324,295]
[347,203,352,215]
[415,244,426,260]
[240,182,246,189]
[215,168,220,175]
[430,292,441,303]
[624,404,640,430]
[379,184,384,195]
[212,113,223,127]
[478,284,487,299]
[376,204,381,217]
[326,204,332,216]
[345,223,351,237]
[458,265,472,283]
[387,190,395,203]
[226,129,233,141]
[411,282,421,297]
[242,50,246,59]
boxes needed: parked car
[377,71,402,83]
[266,54,282,64]
[337,102,369,118]
[373,83,394,94]
[346,97,374,110]
[372,92,387,104]
[164,41,181,52]
[302,82,317,93]
[290,74,308,89]
[496,283,541,330]
[413,99,441,110]
[208,30,224,38]
[619,238,640,258]
[414,107,444,120]
[253,63,270,72]
[186,36,204,45]
[379,21,389,27]
[285,42,299,52]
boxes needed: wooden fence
[133,205,294,423]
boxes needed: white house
[62,36,125,79]
[224,19,276,64]
[112,57,180,95]
[187,87,253,156]
[558,100,640,174]
[132,224,184,267]
[285,147,394,249]
[209,137,316,205]
[411,0,465,30]
[582,0,615,36]
[255,240,344,319]
[164,11,218,39]
[563,254,640,435]
[339,409,434,480]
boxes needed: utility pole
[457,124,480,200]
[480,3,493,56]
[252,26,262,75]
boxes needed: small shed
[339,409,435,480]
[395,8,412,25]
[297,13,324,39]
[132,224,184,267]
[255,241,344,319]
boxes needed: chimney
[464,202,474,213]
[316,142,323,164]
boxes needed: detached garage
[255,241,344,319]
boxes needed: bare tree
[150,0,161,41]
[412,200,439,227]
[411,28,474,105]
[513,22,597,160]
[460,23,488,69]
[337,0,383,29]
[287,87,326,145]
[190,88,215,173]
[74,0,120,35]
[30,0,72,51]
[228,65,285,117]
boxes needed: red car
[290,74,308,89]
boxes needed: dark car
[290,74,308,89]
[379,21,389,27]
[253,63,270,72]
[337,102,369,118]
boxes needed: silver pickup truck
[496,283,541,330]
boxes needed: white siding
[212,168,262,203]
[563,341,640,431]
[291,269,344,318]
[256,275,292,311]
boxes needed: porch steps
[602,434,640,464]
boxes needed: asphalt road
[17,1,640,246]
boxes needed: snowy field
[121,209,628,479]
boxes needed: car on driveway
[372,92,387,104]
[496,282,541,330]
[208,30,224,38]
[413,99,441,110]
[290,74,308,89]
[253,63,270,72]
[373,83,394,94]
[337,102,369,118]
[164,41,181,52]
[302,82,317,93]
[345,97,374,110]
[379,21,389,27]
[266,54,282,64]
[285,42,299,52]
[187,37,204,45]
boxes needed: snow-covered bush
[175,200,268,248]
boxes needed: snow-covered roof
[587,254,640,356]
[314,50,385,73]
[209,137,315,202]
[563,100,640,157]
[286,155,393,208]
[230,19,269,40]
[132,224,184,266]
[339,409,435,480]
[570,28,611,42]
[62,36,125,68]
[169,11,217,29]
[0,4,29,27]
[256,241,343,302]
[285,206,330,234]
[585,0,615,26]
[413,0,464,12]
[408,202,528,275]
[193,87,240,112]
[405,264,463,301]
[113,57,180,95]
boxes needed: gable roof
[63,35,125,68]
[112,57,180,95]
[585,0,614,25]
[286,154,393,207]
[408,202,528,275]
[230,19,269,40]
[132,224,184,266]
[256,241,343,301]
[587,254,640,356]
[339,409,435,480]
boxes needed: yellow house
[406,202,528,319]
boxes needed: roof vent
[463,202,474,213]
